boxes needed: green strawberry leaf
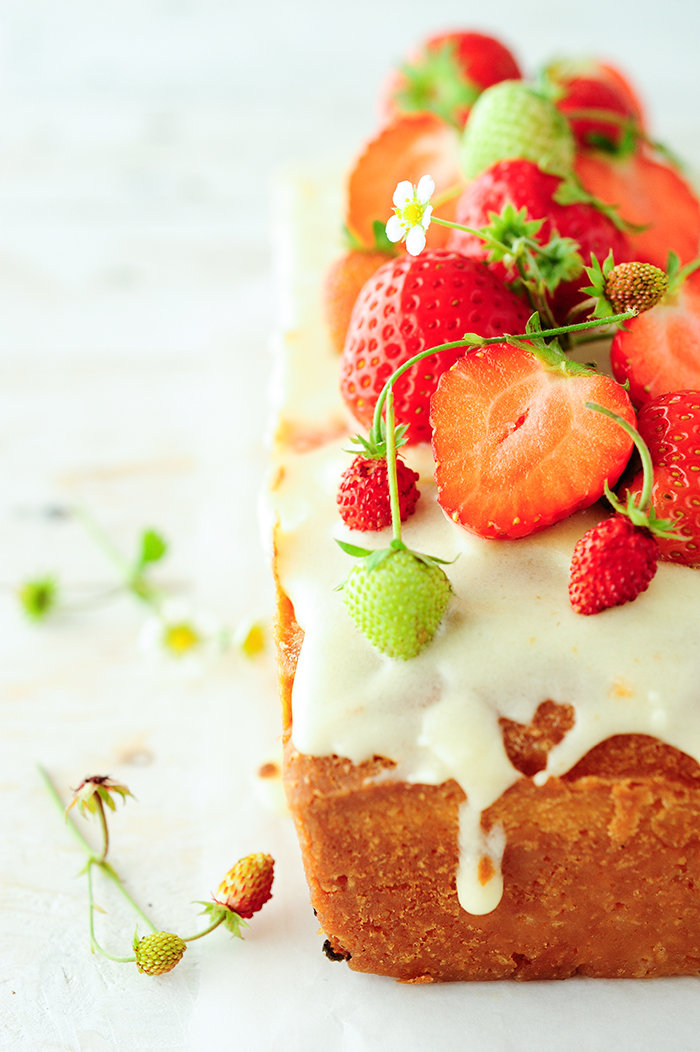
[335,539,374,559]
[138,529,168,568]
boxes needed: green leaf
[18,575,58,621]
[335,539,374,558]
[139,529,167,567]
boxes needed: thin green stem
[87,859,137,963]
[72,505,132,578]
[93,795,109,862]
[369,311,637,438]
[586,402,654,512]
[181,915,225,943]
[39,765,158,934]
[384,388,402,546]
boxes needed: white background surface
[2,2,700,1050]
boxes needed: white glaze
[268,171,700,915]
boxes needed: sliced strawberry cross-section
[430,342,635,539]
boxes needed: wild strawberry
[340,545,451,660]
[623,391,700,565]
[575,148,700,270]
[430,341,635,539]
[324,247,394,354]
[345,112,462,252]
[568,515,659,615]
[133,931,187,976]
[337,456,420,531]
[447,159,632,322]
[340,250,531,444]
[568,401,683,613]
[610,258,700,405]
[381,31,521,129]
[460,81,576,182]
[216,852,274,919]
[583,253,668,318]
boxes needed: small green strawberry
[338,540,452,660]
[133,931,187,976]
[460,81,575,182]
[584,251,669,317]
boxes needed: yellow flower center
[400,200,424,226]
[164,622,200,655]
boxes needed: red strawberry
[381,31,521,128]
[337,456,420,531]
[216,853,274,919]
[324,249,394,354]
[568,515,658,615]
[340,250,531,445]
[446,159,632,322]
[555,76,635,151]
[545,58,646,131]
[623,391,700,565]
[575,149,700,270]
[610,268,700,406]
[345,112,462,251]
[430,342,635,539]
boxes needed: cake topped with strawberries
[269,30,700,978]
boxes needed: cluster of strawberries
[327,30,700,657]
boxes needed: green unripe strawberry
[133,931,187,976]
[341,547,452,660]
[460,81,575,181]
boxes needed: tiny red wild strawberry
[568,402,682,615]
[133,931,187,976]
[217,852,274,919]
[337,456,420,531]
[568,515,658,615]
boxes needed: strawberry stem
[384,386,403,546]
[369,311,637,438]
[585,401,684,538]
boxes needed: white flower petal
[392,180,414,207]
[406,224,427,256]
[385,214,406,243]
[420,204,433,230]
[416,174,435,203]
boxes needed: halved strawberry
[341,251,531,445]
[430,343,635,538]
[324,249,394,354]
[381,31,522,128]
[610,267,700,405]
[575,149,700,270]
[345,112,462,251]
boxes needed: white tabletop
[3,2,700,1050]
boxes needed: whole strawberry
[217,852,274,919]
[337,455,420,531]
[341,250,531,444]
[460,81,575,182]
[569,515,658,615]
[623,391,700,565]
[341,545,451,660]
[447,159,632,322]
[584,253,668,317]
[382,31,522,128]
[134,931,187,976]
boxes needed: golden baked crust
[275,584,700,982]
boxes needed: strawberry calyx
[394,39,481,130]
[583,251,668,317]
[343,219,399,256]
[585,401,684,540]
[666,250,700,298]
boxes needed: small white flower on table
[385,175,435,255]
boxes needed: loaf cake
[266,42,700,982]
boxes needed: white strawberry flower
[385,175,435,256]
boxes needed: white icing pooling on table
[268,171,700,916]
